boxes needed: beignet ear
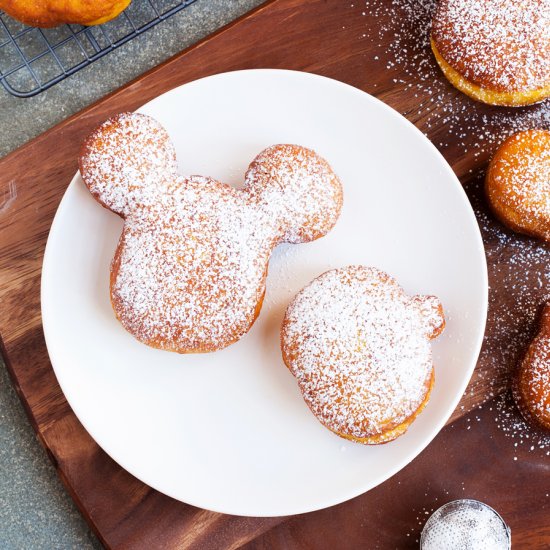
[412,295,445,339]
[79,112,178,217]
[245,144,343,244]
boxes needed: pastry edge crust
[431,38,550,107]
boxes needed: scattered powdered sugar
[493,391,550,456]
[350,1,550,454]
[80,113,343,352]
[432,0,550,93]
[421,500,510,550]
[471,176,550,452]
[281,266,444,442]
[351,0,550,160]
[464,179,550,401]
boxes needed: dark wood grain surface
[244,392,550,550]
[0,0,548,547]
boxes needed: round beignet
[486,129,550,242]
[281,266,445,444]
[431,0,550,106]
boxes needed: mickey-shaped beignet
[281,266,445,444]
[513,303,550,432]
[79,112,343,353]
[486,130,550,242]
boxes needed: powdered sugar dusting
[110,177,275,351]
[432,0,550,93]
[79,113,343,352]
[351,0,550,161]
[80,112,179,216]
[281,266,444,442]
[464,179,550,400]
[487,130,550,240]
[347,0,550,451]
[494,391,550,457]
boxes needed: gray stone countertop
[0,1,263,548]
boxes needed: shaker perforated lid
[420,499,511,550]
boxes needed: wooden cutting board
[0,0,548,547]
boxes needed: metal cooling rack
[0,0,196,98]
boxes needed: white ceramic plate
[42,70,487,517]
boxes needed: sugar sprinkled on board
[350,0,550,444]
[461,179,550,399]
[494,391,550,458]
[350,0,550,159]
